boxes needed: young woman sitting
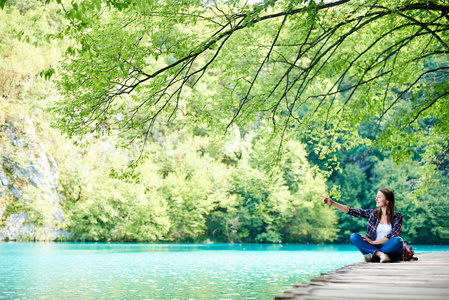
[320,188,404,263]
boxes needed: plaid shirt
[348,207,403,240]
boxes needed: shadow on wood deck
[275,251,449,300]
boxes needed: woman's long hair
[374,188,395,223]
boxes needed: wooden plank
[274,251,449,300]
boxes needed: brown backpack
[402,242,418,261]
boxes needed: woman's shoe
[363,253,374,262]
[380,253,391,263]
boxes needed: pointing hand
[319,195,333,206]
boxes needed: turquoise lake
[1,243,448,299]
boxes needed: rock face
[0,116,71,241]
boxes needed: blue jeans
[350,233,404,261]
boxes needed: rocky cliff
[0,115,70,241]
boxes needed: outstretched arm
[319,195,349,214]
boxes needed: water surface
[1,243,447,299]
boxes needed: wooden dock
[275,251,449,300]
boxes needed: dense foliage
[57,124,338,243]
[1,1,448,244]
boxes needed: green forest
[1,0,448,245]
